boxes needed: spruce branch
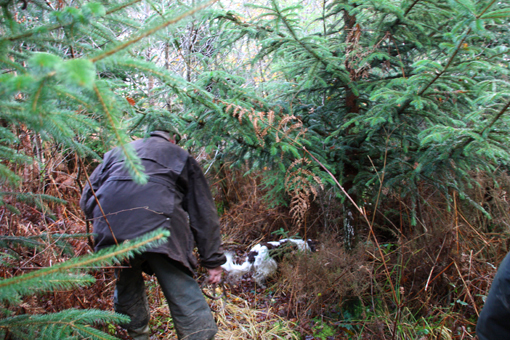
[93,84,147,184]
[111,58,222,114]
[90,0,218,63]
[0,309,129,340]
[404,0,421,16]
[216,12,286,38]
[276,6,322,65]
[453,99,510,154]
[3,1,141,42]
[385,0,421,30]
[416,29,471,97]
[4,23,62,42]
[0,57,25,73]
[0,229,169,299]
[32,80,45,113]
[397,0,498,115]
[105,0,142,15]
[274,0,348,82]
[479,100,510,137]
[51,86,93,109]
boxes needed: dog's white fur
[221,238,314,285]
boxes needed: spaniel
[221,238,317,285]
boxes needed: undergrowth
[1,135,508,339]
[216,166,509,339]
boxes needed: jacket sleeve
[79,160,106,220]
[182,156,226,269]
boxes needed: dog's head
[306,239,319,252]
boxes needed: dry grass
[132,281,300,339]
[214,293,299,340]
[276,236,371,319]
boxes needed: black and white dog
[221,238,317,285]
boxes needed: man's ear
[169,134,177,144]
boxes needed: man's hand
[207,266,223,284]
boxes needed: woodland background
[1,0,510,338]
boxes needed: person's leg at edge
[144,252,217,340]
[114,256,151,340]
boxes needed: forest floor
[0,202,323,339]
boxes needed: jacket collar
[150,130,170,141]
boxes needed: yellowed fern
[285,158,323,227]
[218,99,323,227]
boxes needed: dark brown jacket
[79,131,225,271]
[477,251,510,340]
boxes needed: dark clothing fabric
[79,131,226,271]
[477,251,510,340]
[115,253,217,340]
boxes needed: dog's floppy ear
[221,251,236,272]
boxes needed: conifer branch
[415,29,471,96]
[0,230,168,291]
[398,0,498,115]
[275,1,346,81]
[105,0,142,15]
[479,100,510,137]
[404,0,421,16]
[90,0,218,63]
[277,9,322,66]
[3,1,136,42]
[32,81,45,113]
[391,0,421,28]
[93,84,146,183]
[0,309,129,339]
[216,12,286,38]
[0,57,25,72]
[478,0,498,17]
[52,86,92,109]
[4,23,62,42]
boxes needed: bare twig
[458,211,490,246]
[78,156,118,246]
[303,147,398,302]
[425,236,447,292]
[454,261,479,316]
[90,0,218,63]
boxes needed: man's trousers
[114,252,217,340]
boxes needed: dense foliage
[2,0,509,223]
[209,0,510,225]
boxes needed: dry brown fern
[217,99,322,228]
[285,158,323,228]
[218,99,301,147]
[219,99,277,146]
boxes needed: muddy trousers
[114,253,217,340]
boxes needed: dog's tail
[221,252,252,279]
